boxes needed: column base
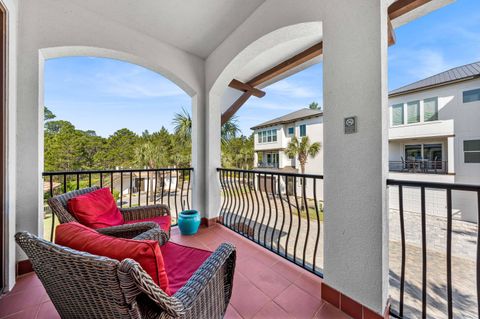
[321,283,390,319]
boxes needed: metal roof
[251,108,323,130]
[389,61,480,97]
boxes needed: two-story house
[252,61,480,221]
[251,108,323,174]
[388,61,480,221]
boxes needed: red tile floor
[0,224,351,318]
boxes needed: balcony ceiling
[68,0,266,59]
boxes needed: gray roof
[251,108,323,130]
[389,61,480,97]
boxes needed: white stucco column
[253,151,258,168]
[204,93,222,220]
[191,93,207,216]
[447,136,455,174]
[323,0,389,314]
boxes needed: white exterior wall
[15,0,206,262]
[3,0,18,292]
[389,78,480,222]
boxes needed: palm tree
[285,136,321,174]
[172,107,192,141]
[172,108,241,143]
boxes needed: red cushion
[124,215,171,232]
[160,242,212,295]
[67,188,124,229]
[55,222,170,294]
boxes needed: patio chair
[48,186,172,238]
[15,230,236,319]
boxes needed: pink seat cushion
[160,242,212,295]
[125,215,171,232]
[55,222,171,294]
[67,188,124,229]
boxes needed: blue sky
[45,0,480,137]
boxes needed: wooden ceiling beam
[228,79,266,98]
[221,91,252,126]
[247,42,323,88]
[388,17,396,46]
[388,0,432,20]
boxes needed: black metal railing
[389,160,448,174]
[217,168,324,276]
[387,179,480,319]
[43,167,193,241]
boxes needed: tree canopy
[44,107,254,172]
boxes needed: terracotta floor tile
[0,285,46,318]
[224,304,243,319]
[314,303,352,319]
[10,274,43,294]
[36,302,60,319]
[253,301,292,319]
[245,263,292,299]
[274,283,324,319]
[270,259,304,283]
[230,273,270,319]
[0,305,39,319]
[294,272,323,301]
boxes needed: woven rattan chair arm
[97,222,159,239]
[174,243,236,309]
[118,243,236,318]
[120,204,171,222]
[118,259,186,318]
[132,227,169,245]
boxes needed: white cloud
[266,80,317,98]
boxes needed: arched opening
[208,22,326,274]
[40,52,195,240]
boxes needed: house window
[407,101,420,124]
[423,97,438,122]
[258,129,277,143]
[392,103,404,126]
[405,144,422,160]
[288,127,294,136]
[299,124,306,137]
[463,88,480,103]
[464,140,480,163]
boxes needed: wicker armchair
[15,231,236,319]
[48,186,172,238]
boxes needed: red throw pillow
[55,222,170,294]
[67,188,124,229]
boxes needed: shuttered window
[464,140,480,163]
[407,101,420,124]
[424,97,438,122]
[392,103,404,126]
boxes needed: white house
[252,61,480,222]
[388,61,480,222]
[252,108,323,174]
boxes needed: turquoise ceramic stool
[178,210,201,235]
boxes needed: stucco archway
[205,21,323,216]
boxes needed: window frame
[423,97,438,122]
[299,124,306,137]
[406,100,420,124]
[391,103,404,126]
[464,140,480,163]
[463,88,480,103]
[287,126,294,137]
